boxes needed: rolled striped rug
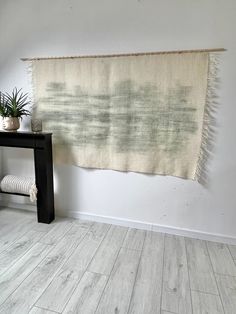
[0,175,37,202]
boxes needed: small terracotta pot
[2,117,20,131]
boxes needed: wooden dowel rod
[21,48,226,61]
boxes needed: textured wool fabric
[0,175,37,202]
[29,52,217,181]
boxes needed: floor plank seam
[37,221,74,246]
[0,242,53,307]
[0,225,55,277]
[0,222,92,312]
[205,242,226,314]
[85,224,113,275]
[126,230,147,314]
[161,310,178,314]
[160,233,166,314]
[227,244,236,268]
[0,217,35,254]
[33,305,60,313]
[0,217,55,280]
[190,289,219,296]
[122,247,145,253]
[57,223,112,313]
[121,246,144,252]
[184,237,194,314]
[29,223,94,312]
[58,270,86,313]
[93,227,129,313]
[86,270,109,277]
[213,272,236,278]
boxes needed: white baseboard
[57,209,236,245]
[57,209,153,231]
[2,201,236,245]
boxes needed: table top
[0,130,53,148]
[0,130,52,136]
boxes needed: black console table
[0,131,55,224]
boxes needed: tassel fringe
[29,183,38,202]
[27,61,37,118]
[195,53,220,185]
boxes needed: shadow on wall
[54,164,82,215]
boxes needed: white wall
[0,0,236,240]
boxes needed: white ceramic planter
[2,117,20,131]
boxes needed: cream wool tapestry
[28,51,218,182]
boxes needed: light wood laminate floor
[0,208,236,314]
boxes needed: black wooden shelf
[0,131,55,224]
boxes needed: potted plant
[0,88,31,131]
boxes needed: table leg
[34,146,54,223]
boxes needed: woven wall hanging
[23,48,224,183]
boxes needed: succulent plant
[0,88,31,118]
